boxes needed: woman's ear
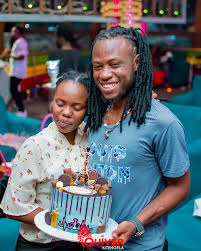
[133,54,139,72]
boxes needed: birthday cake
[47,148,112,234]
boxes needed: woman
[0,70,89,250]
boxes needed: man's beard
[100,70,135,104]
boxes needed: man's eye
[112,63,119,67]
[57,103,63,107]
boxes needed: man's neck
[110,97,128,113]
[104,97,129,125]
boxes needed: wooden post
[152,0,157,16]
[68,0,72,15]
[194,0,201,47]
[90,23,101,43]
[8,0,13,13]
[39,0,44,14]
[93,0,97,15]
[168,0,171,17]
[0,23,5,53]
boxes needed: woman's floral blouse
[0,122,88,243]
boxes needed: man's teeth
[103,83,117,88]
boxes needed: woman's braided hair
[86,25,153,132]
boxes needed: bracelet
[129,217,145,237]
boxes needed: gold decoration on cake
[70,179,74,186]
[75,147,91,186]
[99,189,107,195]
[50,210,58,228]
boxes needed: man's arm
[112,169,190,244]
[10,55,25,60]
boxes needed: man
[1,25,28,116]
[86,26,190,250]
[48,24,86,76]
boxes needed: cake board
[34,210,118,243]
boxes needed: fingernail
[112,232,117,238]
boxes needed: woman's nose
[62,106,73,117]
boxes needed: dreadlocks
[85,25,153,133]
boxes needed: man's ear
[133,54,139,72]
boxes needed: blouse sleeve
[0,137,41,216]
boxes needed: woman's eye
[74,106,82,111]
[57,103,63,107]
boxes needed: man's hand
[112,221,137,245]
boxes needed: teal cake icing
[49,184,112,234]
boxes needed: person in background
[159,49,173,88]
[86,26,190,251]
[48,24,87,76]
[0,25,28,117]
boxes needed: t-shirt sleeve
[0,137,41,216]
[11,39,28,58]
[154,120,190,177]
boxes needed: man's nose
[99,66,112,80]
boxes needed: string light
[159,10,165,15]
[83,6,88,11]
[128,0,132,26]
[28,3,33,8]
[57,5,62,9]
[112,0,119,26]
[174,10,179,16]
[144,9,148,14]
[141,22,147,35]
[25,24,30,29]
[166,88,172,93]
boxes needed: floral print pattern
[0,122,88,243]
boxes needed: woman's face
[53,80,88,139]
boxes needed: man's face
[92,37,138,102]
[10,27,18,39]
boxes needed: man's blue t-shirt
[88,99,189,251]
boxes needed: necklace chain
[103,104,131,139]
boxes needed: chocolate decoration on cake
[45,212,51,225]
[97,224,106,234]
[96,177,108,185]
[58,174,71,187]
[95,184,101,191]
[63,168,73,177]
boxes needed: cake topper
[75,147,98,187]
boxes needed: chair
[0,94,41,162]
[163,102,201,250]
[169,74,201,107]
[166,193,201,251]
[164,102,201,202]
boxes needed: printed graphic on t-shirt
[89,142,130,185]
